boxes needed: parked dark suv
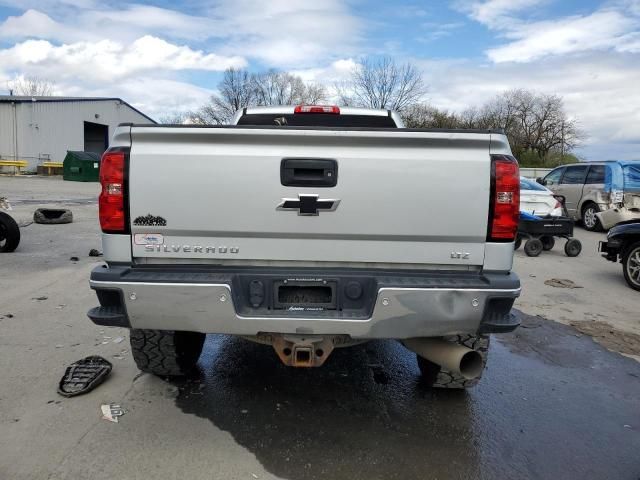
[599,221,640,290]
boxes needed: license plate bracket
[273,280,337,310]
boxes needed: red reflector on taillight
[294,105,340,114]
[99,150,126,233]
[488,154,520,242]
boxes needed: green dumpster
[63,151,101,182]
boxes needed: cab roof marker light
[294,105,340,114]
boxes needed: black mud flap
[57,356,113,397]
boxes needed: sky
[0,0,639,160]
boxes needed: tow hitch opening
[293,347,312,367]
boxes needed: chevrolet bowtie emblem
[276,194,340,216]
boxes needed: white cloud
[0,7,217,43]
[0,10,62,39]
[0,0,97,8]
[206,0,362,67]
[458,1,640,63]
[414,53,640,159]
[456,0,548,28]
[63,77,214,120]
[0,1,362,122]
[0,37,246,81]
[291,58,357,83]
[487,9,640,62]
[418,22,465,42]
[0,1,363,67]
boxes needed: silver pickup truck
[88,105,521,389]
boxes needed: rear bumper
[596,207,640,230]
[88,265,521,339]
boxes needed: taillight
[294,105,340,114]
[99,150,126,233]
[488,154,520,242]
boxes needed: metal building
[0,96,155,171]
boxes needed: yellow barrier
[0,160,28,174]
[42,161,64,175]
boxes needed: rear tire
[541,236,555,251]
[416,334,490,389]
[524,238,543,257]
[581,203,602,232]
[0,211,20,252]
[622,241,640,291]
[130,329,206,376]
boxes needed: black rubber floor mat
[58,356,112,397]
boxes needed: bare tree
[252,71,327,106]
[345,57,425,112]
[401,104,459,128]
[332,79,355,107]
[432,89,584,164]
[191,68,256,124]
[483,90,583,163]
[157,112,188,124]
[401,89,582,165]
[191,68,328,125]
[7,76,55,96]
[303,82,329,104]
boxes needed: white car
[520,177,563,217]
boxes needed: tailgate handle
[281,158,338,187]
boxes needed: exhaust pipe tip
[402,337,484,380]
[459,350,483,379]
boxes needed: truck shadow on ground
[170,312,640,480]
[172,336,483,480]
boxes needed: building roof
[0,95,155,123]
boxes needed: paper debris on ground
[101,404,125,423]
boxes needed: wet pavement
[173,311,640,480]
[2,176,639,479]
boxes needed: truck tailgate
[128,126,491,267]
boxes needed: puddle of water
[171,313,640,480]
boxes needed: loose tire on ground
[524,238,543,257]
[622,241,640,291]
[33,208,73,225]
[130,329,206,376]
[541,236,555,251]
[564,238,582,257]
[416,334,490,389]
[0,211,20,252]
[581,203,602,232]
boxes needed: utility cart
[515,205,582,258]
